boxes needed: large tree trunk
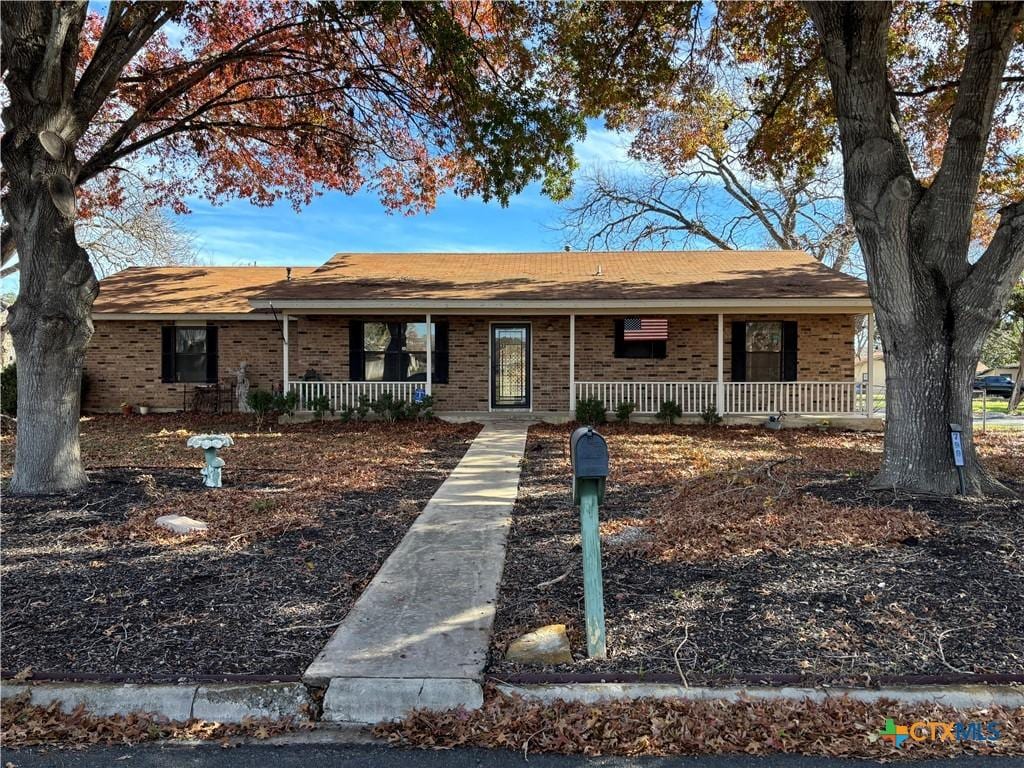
[7,228,96,495]
[3,2,97,494]
[807,1,1024,498]
[874,301,1000,495]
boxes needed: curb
[496,682,1024,709]
[0,681,314,724]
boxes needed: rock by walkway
[303,422,529,723]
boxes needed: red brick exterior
[85,313,856,413]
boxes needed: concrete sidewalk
[304,422,529,723]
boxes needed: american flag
[623,317,668,341]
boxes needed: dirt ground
[489,424,1024,685]
[1,414,479,679]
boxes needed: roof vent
[286,267,292,281]
[594,264,603,277]
[564,244,571,252]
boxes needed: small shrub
[614,401,637,423]
[1,363,16,417]
[309,394,333,421]
[355,394,372,419]
[700,402,722,426]
[246,388,276,430]
[409,394,435,420]
[370,392,409,423]
[246,388,298,430]
[656,399,683,425]
[575,397,606,425]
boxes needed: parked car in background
[973,375,1015,398]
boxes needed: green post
[578,477,607,659]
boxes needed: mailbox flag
[623,317,668,341]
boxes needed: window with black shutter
[160,326,217,383]
[613,319,667,359]
[733,321,798,382]
[350,321,448,382]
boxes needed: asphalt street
[3,744,1022,768]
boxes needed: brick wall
[84,319,287,412]
[85,313,855,413]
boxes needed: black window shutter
[205,326,219,383]
[782,321,798,381]
[653,340,667,359]
[161,326,176,383]
[731,321,747,382]
[434,321,449,384]
[349,321,364,381]
[613,319,625,358]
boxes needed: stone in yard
[603,525,650,549]
[505,624,573,665]
[155,514,209,535]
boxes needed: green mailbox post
[570,426,609,659]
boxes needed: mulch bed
[1,414,479,680]
[489,424,1024,685]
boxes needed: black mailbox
[570,426,609,504]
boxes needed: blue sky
[176,120,636,268]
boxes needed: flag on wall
[623,317,668,341]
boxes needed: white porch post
[716,313,725,415]
[865,312,875,416]
[282,313,289,394]
[569,313,576,412]
[425,313,433,396]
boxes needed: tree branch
[918,2,1024,275]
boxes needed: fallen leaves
[376,686,1024,759]
[0,693,306,750]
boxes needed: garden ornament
[187,434,234,488]
[236,363,251,413]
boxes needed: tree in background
[1,0,695,493]
[572,1,1022,495]
[561,77,859,272]
[982,280,1024,410]
[1,178,196,280]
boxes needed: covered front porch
[277,311,877,420]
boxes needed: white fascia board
[93,313,278,321]
[248,297,873,314]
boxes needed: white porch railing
[289,381,419,411]
[575,381,865,415]
[723,381,859,415]
[575,382,717,414]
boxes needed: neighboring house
[979,363,1019,380]
[856,351,991,387]
[854,350,885,385]
[84,250,874,418]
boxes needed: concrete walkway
[304,422,529,723]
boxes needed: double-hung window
[351,321,448,383]
[161,325,218,383]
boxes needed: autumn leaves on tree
[1,1,1022,496]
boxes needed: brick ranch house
[84,250,878,420]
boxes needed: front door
[491,324,530,409]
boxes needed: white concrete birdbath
[187,434,235,488]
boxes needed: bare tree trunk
[7,226,96,495]
[875,310,1000,495]
[1010,330,1024,412]
[3,2,97,494]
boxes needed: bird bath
[186,434,235,488]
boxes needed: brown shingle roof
[94,251,869,315]
[93,266,316,314]
[255,250,867,304]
